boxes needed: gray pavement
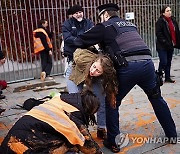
[0,55,180,154]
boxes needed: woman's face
[89,59,103,77]
[163,7,172,18]
[42,21,48,28]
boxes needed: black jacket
[74,16,151,66]
[156,15,180,51]
[62,17,93,61]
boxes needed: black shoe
[167,137,177,144]
[165,78,175,83]
[103,139,120,153]
[97,128,107,140]
[0,95,5,99]
[0,108,5,114]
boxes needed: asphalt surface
[0,55,180,154]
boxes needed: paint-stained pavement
[0,56,180,154]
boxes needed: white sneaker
[45,76,54,80]
[41,72,46,81]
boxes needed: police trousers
[106,59,177,144]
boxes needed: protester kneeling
[0,89,102,154]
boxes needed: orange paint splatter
[136,112,156,127]
[8,136,28,153]
[166,98,180,109]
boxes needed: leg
[45,53,52,76]
[106,65,137,144]
[92,81,106,129]
[138,60,177,138]
[65,62,83,93]
[91,81,107,139]
[40,51,47,72]
[165,50,173,80]
[157,50,167,75]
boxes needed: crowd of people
[0,2,180,153]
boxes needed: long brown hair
[85,54,118,107]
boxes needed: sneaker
[97,128,107,140]
[103,139,120,153]
[41,72,46,81]
[165,78,175,83]
[45,76,54,80]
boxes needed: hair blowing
[85,54,118,107]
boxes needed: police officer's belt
[125,55,151,62]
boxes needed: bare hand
[49,50,52,56]
[0,58,6,65]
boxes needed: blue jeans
[157,49,174,79]
[106,59,177,144]
[65,62,106,128]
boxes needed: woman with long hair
[68,48,118,139]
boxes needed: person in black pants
[156,6,180,83]
[33,19,53,81]
[73,3,177,153]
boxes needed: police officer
[73,3,177,153]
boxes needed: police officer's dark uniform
[73,3,177,153]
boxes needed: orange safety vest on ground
[25,96,85,146]
[33,28,53,54]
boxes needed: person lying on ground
[0,89,102,154]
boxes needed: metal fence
[0,0,180,83]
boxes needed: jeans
[157,49,174,79]
[106,59,177,144]
[65,62,106,128]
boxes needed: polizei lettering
[116,21,136,28]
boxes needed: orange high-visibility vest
[25,96,85,146]
[33,28,53,54]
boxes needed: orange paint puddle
[136,112,156,127]
[90,131,103,148]
[166,98,180,109]
[0,123,7,130]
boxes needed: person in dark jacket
[73,3,177,153]
[0,89,102,154]
[62,5,108,140]
[156,6,180,83]
[33,19,53,81]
